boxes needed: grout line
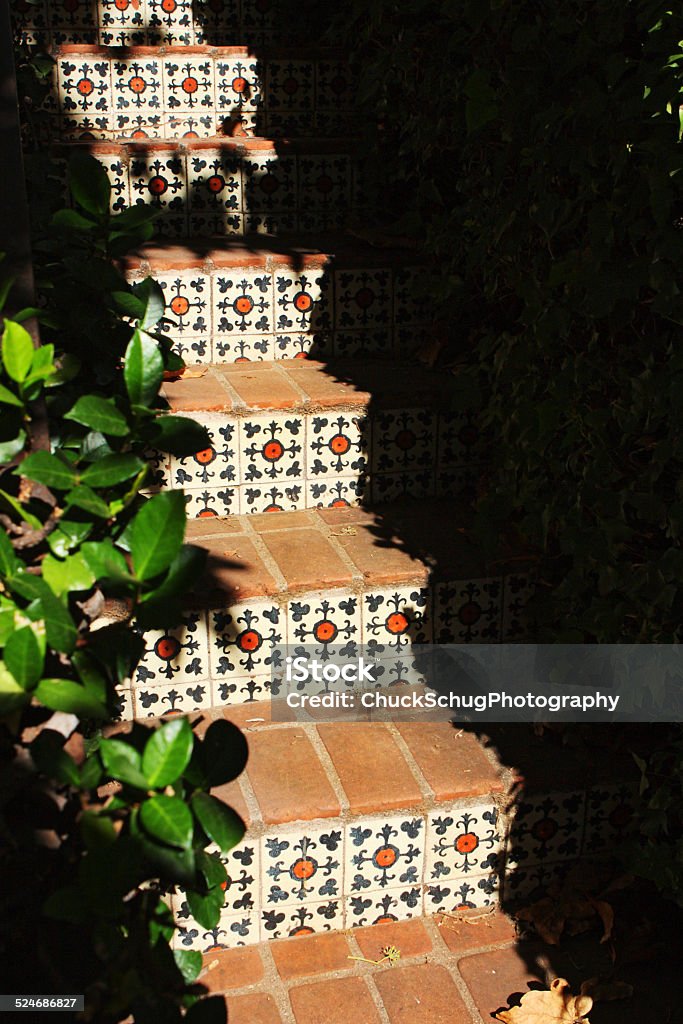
[303,723,350,815]
[385,721,433,802]
[259,942,297,1024]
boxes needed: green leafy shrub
[0,155,245,1022]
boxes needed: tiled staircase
[13,0,636,962]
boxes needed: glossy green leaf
[0,662,30,715]
[142,717,194,788]
[30,730,81,786]
[129,490,186,581]
[13,576,77,653]
[64,485,112,519]
[141,415,211,457]
[124,328,164,407]
[2,320,34,383]
[189,719,249,789]
[191,792,245,853]
[174,949,202,985]
[0,530,18,575]
[68,151,111,217]
[139,794,194,849]
[0,432,26,462]
[112,291,145,319]
[135,544,206,629]
[4,625,44,689]
[0,488,41,530]
[80,810,117,849]
[42,551,95,595]
[34,678,108,718]
[47,517,92,557]
[185,886,224,931]
[81,453,145,487]
[72,650,107,701]
[135,278,165,330]
[99,738,149,789]
[0,383,23,407]
[51,208,97,232]
[65,395,128,436]
[81,539,132,582]
[196,849,228,890]
[19,451,77,489]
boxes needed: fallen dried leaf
[580,977,633,1002]
[495,978,592,1024]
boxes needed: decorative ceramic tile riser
[132,261,429,363]
[170,802,504,949]
[43,49,353,139]
[12,0,340,48]
[157,406,484,516]
[59,145,360,236]
[124,575,534,715]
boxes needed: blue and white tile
[306,413,369,481]
[425,872,499,913]
[183,486,240,518]
[133,679,211,718]
[345,816,425,895]
[505,791,586,869]
[288,591,361,662]
[261,825,344,909]
[163,57,215,112]
[434,579,502,643]
[274,267,331,334]
[215,56,262,115]
[156,272,211,346]
[209,600,285,682]
[212,674,274,708]
[372,408,436,473]
[147,0,193,44]
[583,783,639,855]
[502,573,536,640]
[129,151,187,235]
[112,56,164,112]
[240,482,306,514]
[60,114,113,140]
[334,329,393,358]
[134,610,209,689]
[335,269,392,330]
[306,477,368,510]
[437,411,484,466]
[187,149,242,235]
[261,901,344,941]
[170,414,239,493]
[239,414,304,485]
[425,804,503,883]
[346,887,423,928]
[57,55,111,115]
[371,470,435,505]
[213,270,273,343]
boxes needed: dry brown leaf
[515,868,615,945]
[495,978,592,1024]
[591,899,614,944]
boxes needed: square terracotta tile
[261,825,344,909]
[425,805,502,887]
[307,413,369,482]
[434,579,502,643]
[163,57,215,112]
[346,886,423,928]
[362,587,432,653]
[187,148,243,236]
[345,816,425,895]
[57,55,111,115]
[505,791,586,868]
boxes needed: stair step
[122,502,534,720]
[149,360,483,515]
[54,138,366,237]
[138,708,635,948]
[12,0,299,49]
[42,45,353,141]
[124,237,428,364]
[195,911,518,1017]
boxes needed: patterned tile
[345,816,425,895]
[50,0,96,29]
[215,56,262,115]
[163,57,215,112]
[112,686,134,722]
[183,487,239,518]
[371,470,435,504]
[213,271,273,347]
[362,588,432,655]
[583,783,639,855]
[57,56,111,115]
[243,153,297,233]
[240,482,306,514]
[505,791,586,868]
[214,335,271,361]
[437,411,484,466]
[425,804,502,883]
[171,414,239,493]
[316,60,354,112]
[156,272,210,354]
[346,887,423,928]
[214,839,261,916]
[187,149,242,236]
[99,26,146,45]
[166,113,216,139]
[262,825,344,909]
[134,610,209,688]
[273,333,329,361]
[261,900,344,941]
[425,872,499,913]
[130,151,187,235]
[10,0,49,37]
[266,60,314,112]
[212,673,274,707]
[436,465,480,503]
[434,579,502,643]
[274,267,332,333]
[147,0,193,44]
[193,0,239,43]
[298,155,351,231]
[372,408,437,473]
[393,266,427,326]
[502,859,575,907]
[61,114,113,141]
[175,913,260,951]
[502,573,536,640]
[240,0,278,46]
[100,153,130,213]
[307,413,369,481]
[239,414,304,485]
[288,591,361,661]
[334,328,393,358]
[265,111,315,137]
[209,600,285,682]
[306,477,368,510]
[99,0,146,33]
[112,57,164,113]
[113,112,164,140]
[335,269,392,330]
[133,678,211,718]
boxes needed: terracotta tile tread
[162,360,459,414]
